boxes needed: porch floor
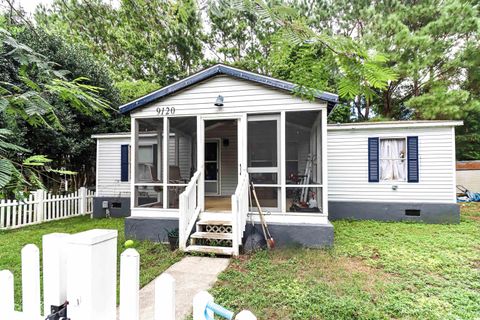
[205,196,231,212]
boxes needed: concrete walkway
[138,256,230,320]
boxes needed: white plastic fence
[0,229,256,320]
[0,187,94,229]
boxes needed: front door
[198,114,247,211]
[205,140,220,195]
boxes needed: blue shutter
[120,144,129,182]
[407,136,419,183]
[368,137,379,182]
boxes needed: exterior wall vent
[112,202,122,208]
[405,209,421,216]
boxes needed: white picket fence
[0,187,94,230]
[0,229,256,320]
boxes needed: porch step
[185,245,234,256]
[197,219,232,226]
[191,232,233,240]
[200,212,232,221]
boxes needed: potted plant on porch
[165,228,179,251]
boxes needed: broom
[249,181,275,249]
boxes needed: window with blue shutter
[368,137,379,182]
[120,144,129,182]
[407,136,419,183]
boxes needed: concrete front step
[185,245,235,256]
[191,231,233,240]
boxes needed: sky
[12,0,120,15]
[15,0,53,14]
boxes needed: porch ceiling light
[214,95,224,107]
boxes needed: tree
[115,80,161,104]
[9,25,130,189]
[206,0,279,73]
[35,0,205,84]
[455,42,480,160]
[0,24,111,197]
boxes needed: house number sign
[156,106,176,116]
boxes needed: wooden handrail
[178,168,202,251]
[231,172,249,256]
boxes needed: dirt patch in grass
[317,255,394,296]
[472,260,480,270]
[460,202,480,218]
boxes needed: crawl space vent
[405,209,421,217]
[111,202,122,208]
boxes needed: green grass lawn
[211,208,480,319]
[0,216,183,310]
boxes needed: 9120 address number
[156,106,176,116]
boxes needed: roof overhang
[119,64,339,114]
[328,120,464,131]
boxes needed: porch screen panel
[248,115,280,211]
[134,119,163,208]
[285,111,323,213]
[167,117,197,208]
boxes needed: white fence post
[120,249,140,320]
[35,189,44,223]
[0,270,15,319]
[193,291,214,320]
[154,273,175,320]
[236,311,257,320]
[79,187,87,214]
[22,244,41,317]
[43,233,70,316]
[67,229,118,320]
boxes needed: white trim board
[328,121,463,131]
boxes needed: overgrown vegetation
[0,22,115,197]
[0,216,183,310]
[211,209,480,319]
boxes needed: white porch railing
[179,169,202,251]
[0,187,94,230]
[231,172,249,256]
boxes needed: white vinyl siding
[131,75,326,118]
[96,137,131,197]
[327,126,456,203]
[178,136,193,179]
[457,169,480,192]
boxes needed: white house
[92,64,462,256]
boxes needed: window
[379,138,406,181]
[137,145,156,181]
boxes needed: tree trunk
[365,99,370,119]
[383,86,392,118]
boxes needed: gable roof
[119,64,339,114]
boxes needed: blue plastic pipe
[205,301,234,320]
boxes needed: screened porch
[130,109,326,216]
